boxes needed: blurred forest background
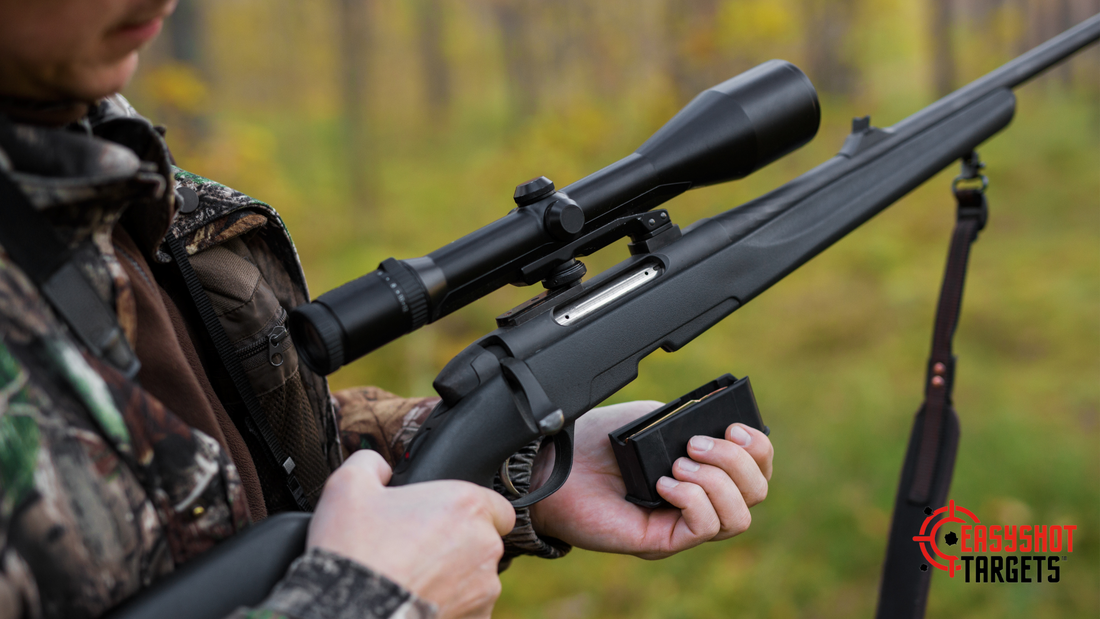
[127,0,1098,616]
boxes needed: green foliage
[127,0,1099,615]
[0,343,39,520]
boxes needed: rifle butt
[104,512,311,619]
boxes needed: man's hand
[308,450,516,618]
[529,401,773,559]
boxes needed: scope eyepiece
[291,258,433,375]
[289,302,345,375]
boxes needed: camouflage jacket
[0,97,565,619]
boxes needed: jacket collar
[0,95,177,259]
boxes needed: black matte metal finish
[562,60,820,226]
[390,89,1017,490]
[290,60,821,374]
[513,176,555,205]
[387,17,1100,484]
[289,302,345,374]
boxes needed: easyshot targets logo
[912,500,977,577]
[913,500,1077,583]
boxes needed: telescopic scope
[290,60,820,375]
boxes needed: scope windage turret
[290,60,820,375]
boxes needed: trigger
[510,423,574,509]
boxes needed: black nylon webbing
[908,214,978,503]
[0,170,140,378]
[165,234,311,512]
[875,169,988,618]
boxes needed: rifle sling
[875,184,987,617]
[165,234,312,512]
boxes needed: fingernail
[677,457,700,473]
[689,435,714,452]
[729,425,752,447]
[658,476,679,489]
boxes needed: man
[0,1,773,618]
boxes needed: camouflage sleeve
[228,548,436,619]
[494,440,572,568]
[332,386,436,466]
[332,387,571,567]
[0,549,38,619]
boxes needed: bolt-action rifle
[106,15,1100,619]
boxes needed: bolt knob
[513,176,555,206]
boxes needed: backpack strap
[0,168,141,379]
[876,152,988,617]
[166,233,312,512]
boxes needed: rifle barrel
[712,13,1100,258]
[394,15,1100,490]
[896,13,1100,135]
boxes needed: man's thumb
[341,449,393,487]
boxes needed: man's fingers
[655,476,720,549]
[672,457,751,540]
[687,433,769,507]
[336,451,515,536]
[726,423,774,481]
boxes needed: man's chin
[64,53,139,103]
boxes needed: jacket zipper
[237,312,291,367]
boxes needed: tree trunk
[929,0,955,98]
[663,0,721,104]
[418,0,452,121]
[162,0,208,148]
[1058,0,1074,86]
[166,0,202,65]
[491,0,539,121]
[802,0,859,97]
[339,0,374,214]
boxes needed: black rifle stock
[105,14,1099,619]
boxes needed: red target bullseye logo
[912,499,980,577]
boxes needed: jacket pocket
[189,237,332,510]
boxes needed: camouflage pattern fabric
[233,549,436,619]
[0,94,567,619]
[0,98,434,618]
[333,386,438,464]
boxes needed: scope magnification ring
[379,258,430,330]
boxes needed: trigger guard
[510,423,574,509]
